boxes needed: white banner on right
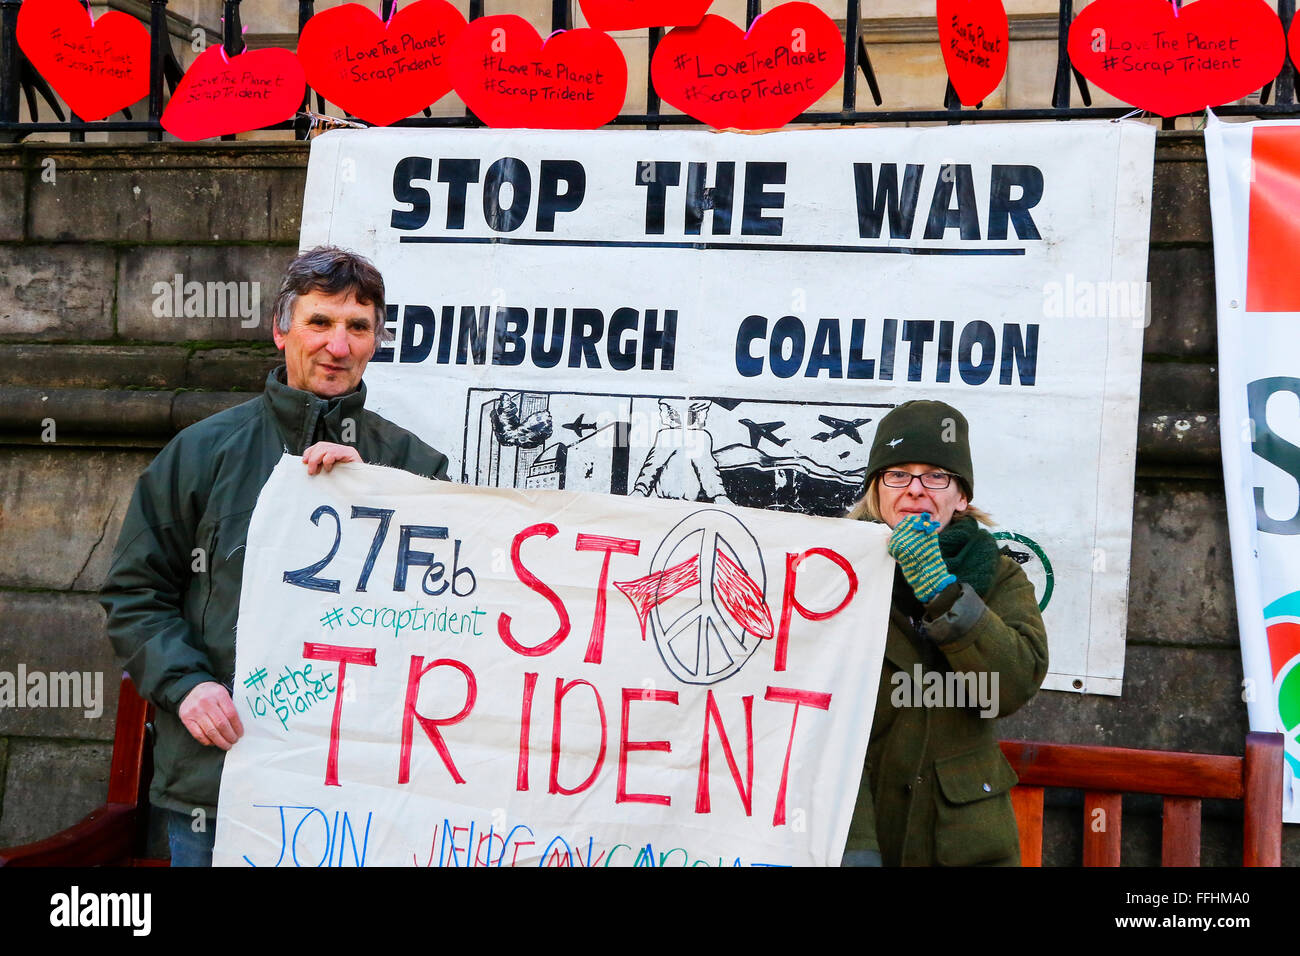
[1205,113,1300,823]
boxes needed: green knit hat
[864,400,974,496]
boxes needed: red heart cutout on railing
[16,0,150,121]
[448,15,627,129]
[1288,12,1300,70]
[650,3,843,130]
[579,0,714,31]
[161,45,306,141]
[1068,0,1284,117]
[937,0,1008,105]
[298,0,467,127]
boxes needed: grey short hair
[272,246,394,344]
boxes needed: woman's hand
[303,442,362,475]
[888,513,957,603]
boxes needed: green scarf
[936,516,1001,597]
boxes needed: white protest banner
[300,123,1154,694]
[214,457,892,866]
[1205,114,1300,822]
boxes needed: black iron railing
[2,0,1298,141]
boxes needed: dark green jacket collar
[261,366,369,455]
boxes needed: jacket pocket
[932,744,1021,866]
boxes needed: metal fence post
[552,0,570,33]
[0,0,21,125]
[147,0,168,141]
[295,0,315,138]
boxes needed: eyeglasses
[879,470,957,490]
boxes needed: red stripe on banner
[613,555,700,637]
[1266,620,1300,679]
[1247,126,1300,312]
[714,549,775,641]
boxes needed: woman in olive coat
[842,400,1048,866]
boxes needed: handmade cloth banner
[300,123,1154,694]
[212,458,891,866]
[1205,114,1300,823]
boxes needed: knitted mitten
[887,513,957,603]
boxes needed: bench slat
[1010,785,1044,867]
[1002,740,1243,799]
[1161,797,1201,866]
[1243,732,1284,866]
[1082,792,1122,866]
[106,673,150,806]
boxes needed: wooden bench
[1000,735,1285,866]
[0,675,161,866]
[0,678,1286,866]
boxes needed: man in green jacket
[99,246,449,866]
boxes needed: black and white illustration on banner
[466,389,886,516]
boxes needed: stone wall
[0,135,1293,864]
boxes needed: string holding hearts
[161,45,306,141]
[578,0,714,32]
[16,0,150,122]
[297,0,467,128]
[936,0,1009,106]
[448,15,627,129]
[1068,0,1285,118]
[650,2,844,130]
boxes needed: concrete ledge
[186,348,281,391]
[0,447,154,590]
[1128,479,1237,648]
[1152,134,1212,246]
[117,245,292,342]
[0,152,22,242]
[1138,362,1217,415]
[0,345,191,389]
[0,738,113,847]
[0,386,247,439]
[1000,644,1247,755]
[174,391,255,430]
[0,387,186,439]
[0,246,116,340]
[12,143,310,243]
[1138,410,1219,464]
[1146,246,1216,357]
[0,592,118,740]
[0,345,277,391]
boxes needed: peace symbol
[649,509,768,685]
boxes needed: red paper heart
[650,3,844,130]
[1289,12,1300,70]
[579,0,713,31]
[16,0,150,122]
[161,46,306,142]
[298,0,467,127]
[1068,0,1284,117]
[448,16,627,129]
[937,0,1008,106]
